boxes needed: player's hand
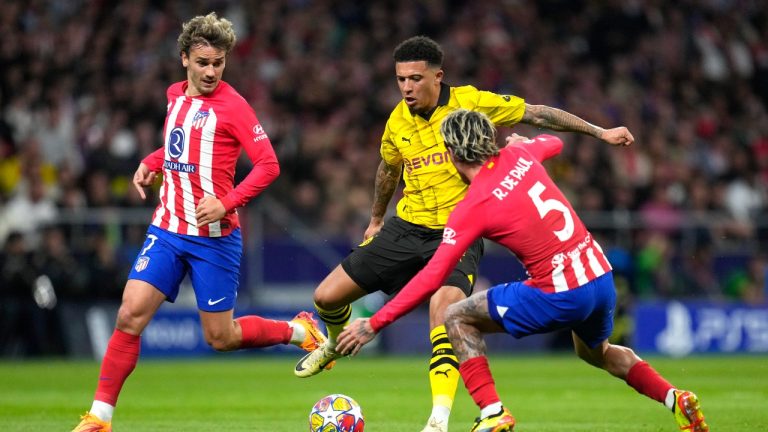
[600,126,634,147]
[195,196,226,227]
[363,218,384,241]
[132,163,157,200]
[504,133,530,146]
[336,318,377,356]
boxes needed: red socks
[460,356,500,408]
[235,315,292,348]
[94,329,141,406]
[626,361,674,403]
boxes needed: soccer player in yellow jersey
[296,35,634,432]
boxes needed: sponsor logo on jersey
[442,227,457,245]
[191,110,209,129]
[134,256,150,272]
[403,150,451,173]
[252,124,269,142]
[491,157,534,200]
[168,127,185,159]
[163,160,197,173]
[550,234,594,268]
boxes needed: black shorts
[341,216,484,296]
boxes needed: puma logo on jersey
[434,369,451,378]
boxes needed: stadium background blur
[0,0,766,358]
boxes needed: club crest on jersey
[442,227,457,245]
[134,256,150,272]
[192,110,209,129]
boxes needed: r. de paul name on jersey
[491,157,533,200]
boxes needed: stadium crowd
[1,0,767,355]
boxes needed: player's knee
[204,331,237,352]
[312,287,344,310]
[115,304,145,334]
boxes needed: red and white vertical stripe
[549,240,612,292]
[152,97,221,237]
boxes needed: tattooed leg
[444,291,504,362]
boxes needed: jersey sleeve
[219,106,280,211]
[369,199,484,332]
[511,134,563,163]
[380,118,403,166]
[141,148,165,172]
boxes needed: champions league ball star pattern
[309,394,364,432]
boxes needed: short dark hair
[393,36,443,68]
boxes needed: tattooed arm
[364,160,403,239]
[521,104,634,147]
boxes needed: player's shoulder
[451,84,480,95]
[167,81,186,96]
[451,84,482,99]
[213,81,250,106]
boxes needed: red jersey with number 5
[370,134,611,331]
[141,80,279,237]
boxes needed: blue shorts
[487,272,616,348]
[127,225,243,312]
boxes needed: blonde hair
[177,12,236,55]
[441,109,499,164]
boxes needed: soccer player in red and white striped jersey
[338,110,708,432]
[72,13,329,432]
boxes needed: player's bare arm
[521,104,634,147]
[132,162,157,200]
[336,318,376,356]
[364,160,403,239]
[444,292,492,360]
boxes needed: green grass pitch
[0,354,765,431]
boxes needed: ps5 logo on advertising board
[650,301,768,356]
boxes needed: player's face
[395,61,443,114]
[182,44,226,96]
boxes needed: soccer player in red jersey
[72,13,328,432]
[337,110,708,432]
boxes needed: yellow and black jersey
[381,83,525,228]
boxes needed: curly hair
[177,12,236,56]
[441,109,499,164]
[393,36,443,68]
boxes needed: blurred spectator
[0,231,64,356]
[32,225,88,301]
[0,168,58,249]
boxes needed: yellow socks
[428,325,459,420]
[315,303,351,343]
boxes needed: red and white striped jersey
[370,134,612,331]
[141,80,279,237]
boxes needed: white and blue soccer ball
[309,393,364,432]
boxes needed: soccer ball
[309,393,365,432]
